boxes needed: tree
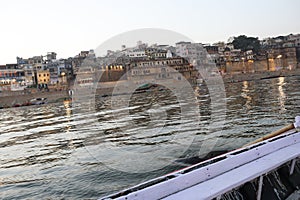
[232,35,261,54]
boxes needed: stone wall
[225,58,298,73]
[99,69,126,82]
[0,90,68,107]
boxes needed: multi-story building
[37,70,50,86]
[267,46,297,69]
[72,50,94,75]
[285,34,300,47]
[28,56,45,70]
[22,65,35,86]
[46,52,57,62]
[282,47,297,69]
[175,42,206,67]
[245,50,254,60]
[0,64,25,89]
[204,45,218,55]
[231,49,242,61]
[47,58,73,85]
[223,47,231,61]
[175,41,193,57]
[127,50,147,58]
[128,57,198,84]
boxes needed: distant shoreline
[0,90,69,108]
[1,68,299,108]
[222,68,300,83]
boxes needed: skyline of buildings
[2,32,300,65]
[0,32,299,91]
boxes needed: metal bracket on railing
[257,176,264,200]
[290,159,296,175]
[295,116,300,130]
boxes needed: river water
[0,76,299,199]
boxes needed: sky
[0,0,299,64]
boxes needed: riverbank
[222,68,300,83]
[0,90,69,108]
[1,68,299,108]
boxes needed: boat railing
[101,116,300,200]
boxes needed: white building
[175,42,204,59]
[175,41,192,57]
[261,38,272,46]
[246,50,254,60]
[22,64,35,86]
[127,50,147,58]
[47,59,70,85]
[286,34,300,47]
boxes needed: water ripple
[0,76,299,198]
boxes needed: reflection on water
[241,81,252,110]
[278,77,286,113]
[64,100,72,117]
[0,76,299,199]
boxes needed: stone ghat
[222,68,300,83]
[0,90,69,107]
[0,88,114,108]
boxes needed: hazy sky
[0,0,299,64]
